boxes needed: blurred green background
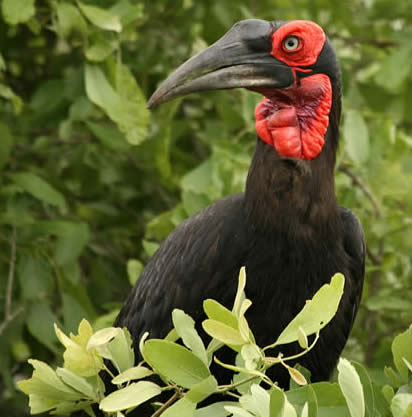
[0,0,412,415]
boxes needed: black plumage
[115,18,365,391]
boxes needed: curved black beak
[147,19,294,108]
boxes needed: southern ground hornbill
[115,19,365,390]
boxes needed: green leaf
[55,368,97,400]
[241,344,262,371]
[99,381,161,412]
[78,2,122,32]
[26,304,59,352]
[162,397,196,417]
[85,64,149,145]
[111,366,153,385]
[202,320,245,346]
[375,46,412,92]
[240,384,270,417]
[233,267,247,317]
[143,339,210,389]
[203,299,238,329]
[18,359,82,401]
[390,393,412,417]
[85,120,130,152]
[17,254,54,300]
[352,362,375,417]
[172,309,208,366]
[269,388,285,417]
[54,222,90,266]
[127,259,143,286]
[106,328,135,373]
[185,375,217,403]
[0,123,13,169]
[224,406,254,417]
[2,0,35,24]
[0,83,23,113]
[274,274,345,346]
[337,358,365,417]
[392,325,412,381]
[55,3,88,39]
[195,401,237,417]
[85,36,116,62]
[343,110,369,165]
[10,172,66,209]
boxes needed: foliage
[16,269,370,416]
[17,269,412,416]
[1,0,412,416]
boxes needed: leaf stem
[265,331,320,368]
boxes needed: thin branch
[0,227,23,336]
[0,305,24,336]
[151,391,181,417]
[339,165,383,218]
[5,226,17,318]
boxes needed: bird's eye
[283,35,300,51]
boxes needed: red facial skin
[255,21,332,161]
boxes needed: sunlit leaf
[172,309,208,365]
[144,340,210,388]
[78,2,122,32]
[337,358,365,417]
[99,381,161,412]
[274,274,344,346]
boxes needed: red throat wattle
[254,20,332,160]
[255,74,332,160]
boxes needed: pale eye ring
[283,35,300,51]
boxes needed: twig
[0,306,24,336]
[339,165,382,218]
[151,391,181,417]
[0,227,23,336]
[5,227,17,317]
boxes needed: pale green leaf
[392,325,412,381]
[144,340,210,389]
[375,46,412,92]
[78,2,122,32]
[203,299,238,328]
[195,401,237,417]
[337,358,365,417]
[85,64,149,146]
[55,368,97,400]
[56,3,88,39]
[127,259,143,286]
[172,309,208,366]
[202,319,245,346]
[18,360,82,401]
[269,388,285,417]
[343,111,369,165]
[390,393,412,417]
[111,366,153,385]
[274,274,344,346]
[2,0,35,24]
[99,381,161,412]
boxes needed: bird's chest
[243,233,348,347]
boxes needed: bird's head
[148,19,341,161]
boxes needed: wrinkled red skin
[254,21,332,161]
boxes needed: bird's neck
[244,137,340,240]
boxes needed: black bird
[115,19,365,389]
